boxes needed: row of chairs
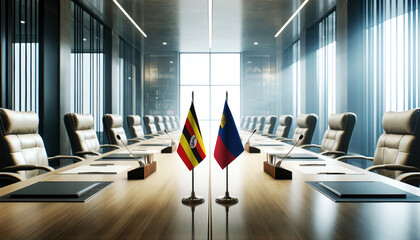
[241,114,318,146]
[142,115,180,135]
[242,110,420,185]
[0,108,179,187]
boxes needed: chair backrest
[255,116,266,132]
[373,109,420,178]
[143,115,158,134]
[0,108,48,179]
[103,114,127,146]
[64,113,100,154]
[240,116,246,129]
[170,116,177,130]
[276,115,293,138]
[244,116,251,129]
[291,114,317,146]
[154,116,165,132]
[320,113,357,154]
[127,115,145,138]
[175,116,180,129]
[163,116,172,131]
[262,115,277,134]
[248,116,258,131]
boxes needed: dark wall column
[59,0,72,155]
[39,0,60,156]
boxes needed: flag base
[216,192,238,204]
[182,192,205,204]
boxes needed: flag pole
[182,91,204,205]
[216,91,238,204]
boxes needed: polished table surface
[0,133,419,239]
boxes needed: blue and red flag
[214,100,244,169]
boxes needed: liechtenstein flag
[214,100,244,169]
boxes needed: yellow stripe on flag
[187,112,206,155]
[179,134,200,167]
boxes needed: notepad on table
[318,181,407,198]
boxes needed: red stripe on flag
[177,145,194,171]
[214,135,237,169]
[185,118,194,137]
[195,140,206,160]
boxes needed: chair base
[127,161,157,179]
[263,161,292,180]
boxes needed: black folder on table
[0,181,112,202]
[318,181,407,198]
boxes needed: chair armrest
[48,155,84,165]
[277,137,291,142]
[395,172,420,183]
[74,150,101,158]
[300,144,321,149]
[0,172,24,184]
[366,164,420,173]
[100,144,121,150]
[335,155,374,162]
[2,165,54,173]
[319,150,347,158]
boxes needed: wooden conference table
[0,132,419,239]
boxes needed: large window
[119,38,140,131]
[282,40,301,126]
[70,2,105,138]
[5,0,39,112]
[365,0,419,153]
[180,53,241,150]
[316,11,336,142]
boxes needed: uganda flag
[177,102,206,170]
[214,100,244,169]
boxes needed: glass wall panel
[365,0,419,154]
[70,1,106,140]
[144,54,178,116]
[180,53,241,150]
[316,11,336,143]
[6,0,39,112]
[119,38,140,131]
[242,55,273,116]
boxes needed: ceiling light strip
[112,0,147,37]
[208,0,213,49]
[274,0,309,38]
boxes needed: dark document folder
[318,181,407,198]
[10,181,101,198]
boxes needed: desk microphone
[164,129,174,144]
[246,129,257,144]
[117,135,145,167]
[275,135,303,167]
